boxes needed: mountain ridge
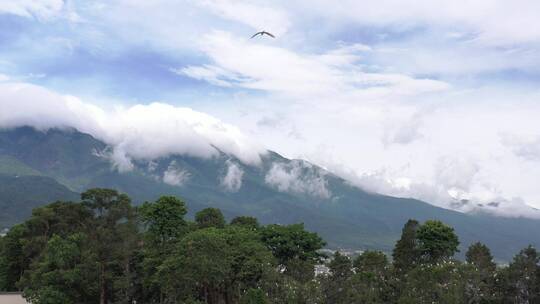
[0,126,539,261]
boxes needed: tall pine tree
[392,219,420,274]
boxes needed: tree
[0,224,26,291]
[322,252,353,304]
[1,201,92,291]
[504,245,539,303]
[240,288,269,304]
[139,196,189,302]
[260,223,325,281]
[20,233,98,304]
[397,260,466,304]
[260,223,325,266]
[466,242,496,273]
[231,216,259,230]
[354,250,388,275]
[348,251,391,303]
[81,188,140,304]
[195,208,226,229]
[417,220,459,263]
[140,196,188,243]
[392,219,420,274]
[463,242,497,303]
[160,227,275,303]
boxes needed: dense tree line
[0,188,539,303]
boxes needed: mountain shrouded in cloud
[1,80,540,219]
[2,0,540,219]
[0,82,265,167]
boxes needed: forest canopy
[0,188,539,304]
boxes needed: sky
[1,0,540,218]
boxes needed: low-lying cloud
[220,160,244,192]
[162,161,191,187]
[265,160,331,199]
[0,82,265,167]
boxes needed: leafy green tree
[392,219,420,274]
[504,245,539,303]
[140,196,188,243]
[81,188,140,304]
[348,251,391,303]
[240,288,269,304]
[0,224,26,291]
[260,223,325,281]
[231,216,259,230]
[417,220,459,263]
[20,233,98,304]
[322,252,353,304]
[463,242,498,303]
[160,227,275,303]
[139,196,189,303]
[466,242,496,272]
[1,201,92,291]
[397,261,466,304]
[354,250,388,275]
[195,208,226,229]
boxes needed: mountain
[1,126,539,261]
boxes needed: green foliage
[322,252,353,304]
[195,207,226,229]
[0,224,26,291]
[260,223,326,266]
[160,226,276,303]
[466,242,496,272]
[392,219,420,274]
[1,187,540,304]
[231,216,259,230]
[20,233,98,304]
[417,220,460,262]
[139,196,189,302]
[140,196,188,242]
[260,223,325,282]
[397,260,466,304]
[503,245,540,303]
[354,250,388,274]
[81,188,140,304]
[240,288,269,304]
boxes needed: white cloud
[3,0,540,220]
[179,31,449,100]
[92,147,134,173]
[265,160,331,199]
[0,0,74,21]
[163,161,190,186]
[197,0,291,35]
[292,0,540,46]
[220,159,244,192]
[500,134,540,162]
[0,81,265,167]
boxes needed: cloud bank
[220,160,244,192]
[2,0,540,219]
[265,160,331,199]
[0,82,265,166]
[163,161,191,187]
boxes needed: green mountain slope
[0,126,539,261]
[0,174,79,227]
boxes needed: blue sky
[2,0,540,217]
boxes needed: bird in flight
[250,31,275,39]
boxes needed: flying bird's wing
[263,31,275,38]
[250,32,262,39]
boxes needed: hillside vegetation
[0,189,538,303]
